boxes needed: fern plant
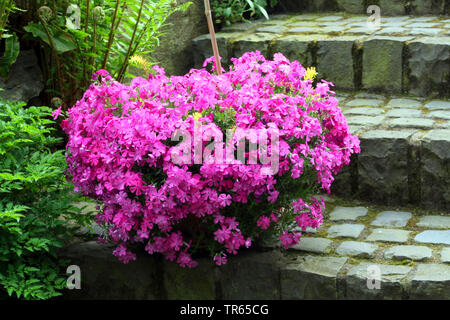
[0,0,20,79]
[22,0,192,108]
[0,99,94,300]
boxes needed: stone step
[276,0,449,16]
[193,14,450,97]
[62,197,450,300]
[332,93,449,212]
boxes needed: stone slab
[346,263,412,300]
[384,245,432,261]
[386,99,422,109]
[441,248,450,263]
[362,37,409,93]
[329,206,368,221]
[371,211,412,228]
[384,108,423,118]
[425,100,450,110]
[327,224,365,239]
[366,228,411,243]
[416,216,450,229]
[291,237,333,254]
[336,241,378,258]
[281,255,348,299]
[385,118,435,129]
[414,230,450,245]
[410,264,450,299]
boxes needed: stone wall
[276,0,449,15]
[193,14,450,97]
[150,0,208,76]
[61,240,450,300]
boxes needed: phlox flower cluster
[62,51,360,267]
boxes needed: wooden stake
[204,0,222,75]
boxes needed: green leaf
[24,23,76,53]
[0,32,19,79]
[255,4,269,20]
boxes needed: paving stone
[409,17,437,22]
[255,25,287,34]
[346,115,385,127]
[408,28,443,36]
[288,21,320,27]
[385,108,423,118]
[336,241,378,258]
[386,98,422,109]
[317,37,359,90]
[384,245,432,261]
[316,16,344,22]
[382,21,409,27]
[344,107,384,116]
[366,228,411,243]
[358,130,416,204]
[221,22,259,33]
[424,100,450,110]
[441,248,450,263]
[318,21,349,27]
[346,263,412,300]
[347,22,369,28]
[288,14,319,22]
[281,255,348,299]
[362,37,411,93]
[414,230,450,245]
[327,224,365,239]
[329,206,368,221]
[385,118,435,129]
[376,27,408,35]
[417,216,450,229]
[291,237,332,254]
[426,111,450,120]
[408,37,450,97]
[371,211,412,228]
[438,121,450,129]
[420,130,450,211]
[287,27,323,33]
[344,17,369,23]
[346,99,385,107]
[321,26,349,34]
[381,17,410,23]
[407,22,440,28]
[273,34,327,67]
[345,27,379,34]
[259,17,290,25]
[410,264,450,299]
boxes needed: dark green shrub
[0,99,93,299]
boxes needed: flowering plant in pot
[62,50,360,267]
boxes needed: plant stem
[0,0,12,40]
[101,0,121,70]
[204,0,222,75]
[89,12,97,78]
[38,14,64,103]
[82,0,91,87]
[116,0,145,82]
